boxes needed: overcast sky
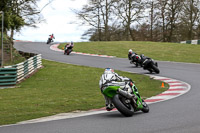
[14,0,89,42]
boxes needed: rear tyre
[112,94,134,117]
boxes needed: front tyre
[141,100,149,113]
[152,65,160,74]
[67,50,70,55]
[47,39,51,44]
[112,94,134,117]
[135,63,139,67]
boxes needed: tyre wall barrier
[1,54,42,87]
[180,40,200,44]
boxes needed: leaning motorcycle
[64,45,73,55]
[142,58,160,74]
[102,81,149,117]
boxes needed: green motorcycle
[102,81,149,117]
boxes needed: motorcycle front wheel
[47,39,51,44]
[152,65,160,74]
[67,50,70,55]
[141,99,149,113]
[112,94,135,117]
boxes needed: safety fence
[0,54,42,87]
[180,40,200,44]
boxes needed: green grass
[59,41,200,63]
[0,60,167,125]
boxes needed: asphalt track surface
[1,42,200,133]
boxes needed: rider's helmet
[104,68,114,74]
[70,41,74,46]
[129,49,133,54]
[103,68,115,81]
[140,54,145,59]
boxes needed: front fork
[118,83,145,110]
[131,86,144,109]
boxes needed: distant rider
[49,34,55,42]
[99,68,137,111]
[140,54,158,69]
[128,49,136,61]
[128,49,142,66]
[65,41,74,50]
[140,54,148,63]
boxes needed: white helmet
[102,68,116,81]
[129,49,132,53]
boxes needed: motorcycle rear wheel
[112,94,135,117]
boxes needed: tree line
[75,0,200,42]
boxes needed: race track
[1,42,200,133]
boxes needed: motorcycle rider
[65,41,74,49]
[49,34,55,41]
[140,54,148,63]
[64,41,74,54]
[128,49,136,61]
[99,68,137,111]
[128,49,142,66]
[140,54,158,69]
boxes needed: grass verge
[59,41,200,63]
[0,59,168,125]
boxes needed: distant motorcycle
[47,34,55,44]
[141,54,160,74]
[64,44,73,55]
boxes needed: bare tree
[114,0,145,41]
[166,0,183,42]
[74,0,115,41]
[156,0,168,41]
[146,0,160,41]
[180,0,200,40]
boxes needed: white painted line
[18,110,108,124]
[168,83,184,85]
[147,95,177,99]
[163,91,186,93]
[169,86,187,89]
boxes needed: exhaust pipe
[117,88,133,99]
